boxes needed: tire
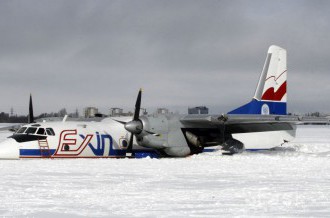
[222,139,244,155]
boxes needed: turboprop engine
[114,89,245,157]
[136,115,193,157]
[114,90,193,157]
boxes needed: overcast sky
[0,0,330,115]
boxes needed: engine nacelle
[136,114,192,157]
[136,135,167,149]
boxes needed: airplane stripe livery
[0,45,327,159]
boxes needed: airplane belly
[232,129,296,150]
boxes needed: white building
[156,108,169,114]
[84,107,98,118]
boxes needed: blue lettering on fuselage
[102,134,112,156]
[79,132,114,156]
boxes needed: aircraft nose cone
[0,138,19,159]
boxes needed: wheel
[222,139,244,155]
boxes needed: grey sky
[0,0,329,115]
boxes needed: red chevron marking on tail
[261,81,287,101]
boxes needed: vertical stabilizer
[254,45,287,102]
[228,45,287,115]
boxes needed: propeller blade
[112,119,127,125]
[133,89,142,121]
[126,133,134,157]
[28,94,34,123]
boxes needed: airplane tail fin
[228,45,287,115]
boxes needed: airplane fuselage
[0,118,155,159]
[0,114,296,159]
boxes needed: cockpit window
[25,127,37,134]
[46,128,55,136]
[37,128,45,135]
[16,127,27,134]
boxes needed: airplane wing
[180,114,329,125]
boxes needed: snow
[1,125,330,217]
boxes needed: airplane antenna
[62,115,68,122]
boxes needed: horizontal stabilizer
[180,114,329,125]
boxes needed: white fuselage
[232,127,296,150]
[0,117,152,159]
[0,117,297,159]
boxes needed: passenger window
[16,127,27,134]
[37,128,45,135]
[25,127,37,134]
[46,128,56,136]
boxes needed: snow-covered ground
[0,125,330,217]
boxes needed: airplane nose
[0,138,19,159]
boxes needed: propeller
[28,94,34,123]
[113,89,159,157]
[126,89,142,157]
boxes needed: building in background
[110,108,133,117]
[84,107,99,118]
[188,106,209,115]
[110,108,123,116]
[156,108,169,114]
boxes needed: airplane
[0,45,327,159]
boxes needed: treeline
[0,108,79,123]
[37,108,79,119]
[0,112,28,123]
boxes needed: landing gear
[221,139,244,155]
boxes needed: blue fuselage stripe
[20,149,56,156]
[19,149,160,158]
